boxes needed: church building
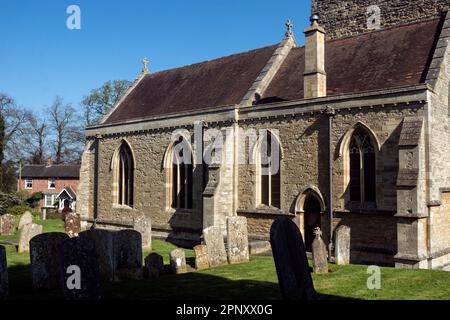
[78,0,450,270]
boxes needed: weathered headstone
[60,236,101,300]
[227,216,250,264]
[133,213,152,250]
[64,212,81,238]
[0,214,15,236]
[30,232,69,291]
[335,225,351,265]
[0,245,8,299]
[193,245,209,270]
[113,230,143,281]
[18,211,33,230]
[143,253,164,279]
[79,229,114,282]
[311,228,328,274]
[169,249,187,274]
[18,223,43,253]
[270,217,317,300]
[203,226,228,267]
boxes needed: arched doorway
[303,195,322,252]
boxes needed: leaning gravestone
[144,253,164,279]
[335,225,351,265]
[0,214,15,236]
[18,223,43,253]
[113,230,143,281]
[203,226,228,267]
[79,229,114,282]
[270,217,318,300]
[133,213,152,250]
[0,245,8,299]
[193,245,209,270]
[311,228,328,274]
[18,211,33,230]
[30,232,69,291]
[169,249,187,274]
[64,212,81,238]
[227,216,250,264]
[60,236,101,300]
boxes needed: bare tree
[82,80,132,126]
[27,114,47,164]
[48,96,84,164]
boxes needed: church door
[303,195,322,252]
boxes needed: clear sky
[0,0,310,112]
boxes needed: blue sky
[0,0,310,112]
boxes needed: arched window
[171,137,193,209]
[260,132,281,209]
[115,142,134,207]
[349,127,376,203]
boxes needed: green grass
[2,219,450,300]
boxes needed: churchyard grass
[2,219,450,300]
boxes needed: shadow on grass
[6,263,358,301]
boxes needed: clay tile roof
[21,165,80,179]
[262,18,442,102]
[104,45,278,124]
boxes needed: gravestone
[79,229,114,282]
[133,213,152,250]
[18,223,43,253]
[270,217,317,300]
[113,230,143,281]
[64,212,81,238]
[0,245,8,299]
[60,236,101,300]
[144,253,164,279]
[30,232,69,291]
[227,216,250,264]
[193,245,209,270]
[203,226,228,267]
[0,214,15,236]
[169,249,187,274]
[18,211,33,230]
[335,225,351,265]
[311,228,328,274]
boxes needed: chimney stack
[304,15,327,99]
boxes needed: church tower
[312,0,449,39]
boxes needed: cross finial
[285,19,293,38]
[142,57,149,74]
[313,227,322,238]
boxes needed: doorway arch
[295,187,326,252]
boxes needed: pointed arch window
[115,142,134,207]
[171,137,193,209]
[349,128,376,203]
[260,132,281,209]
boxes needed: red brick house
[18,159,80,212]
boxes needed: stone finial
[142,57,149,74]
[313,227,322,238]
[310,14,320,26]
[284,19,293,39]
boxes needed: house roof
[56,187,77,200]
[103,17,442,124]
[21,165,80,179]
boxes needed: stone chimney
[303,15,326,99]
[46,157,53,167]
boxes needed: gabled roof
[103,17,442,124]
[104,45,278,124]
[21,165,80,179]
[261,18,441,102]
[56,187,77,200]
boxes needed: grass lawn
[1,218,450,300]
